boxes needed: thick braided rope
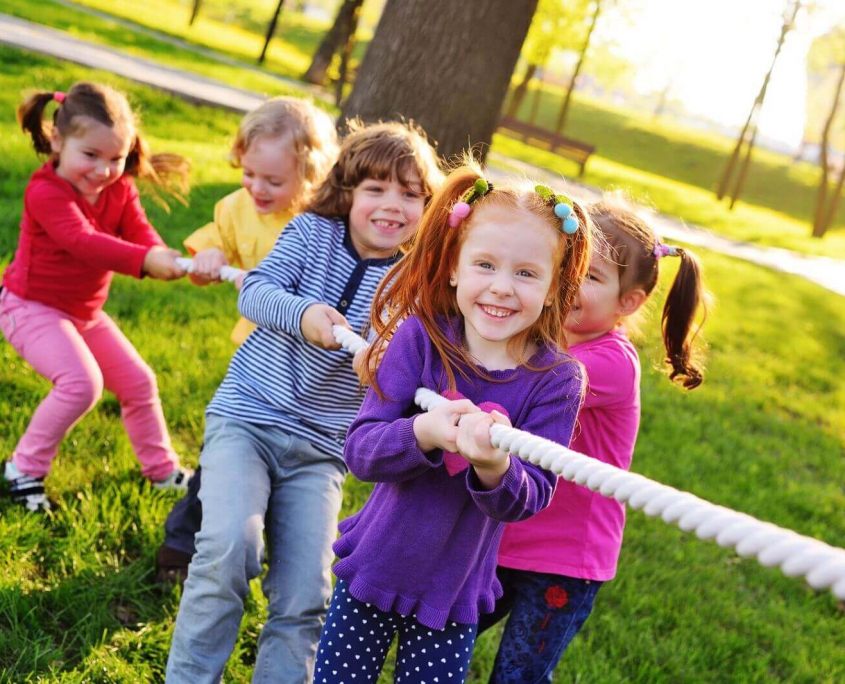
[332,325,845,600]
[176,257,245,284]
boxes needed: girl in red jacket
[1,81,192,512]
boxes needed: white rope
[332,325,845,600]
[176,257,245,284]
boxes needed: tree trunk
[818,162,845,237]
[341,0,540,162]
[554,0,601,135]
[813,58,845,237]
[528,65,544,125]
[304,0,365,85]
[258,0,286,65]
[505,62,538,119]
[334,0,362,107]
[188,0,202,26]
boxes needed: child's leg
[165,416,272,683]
[488,571,602,684]
[477,567,519,634]
[393,614,477,683]
[82,311,178,482]
[315,579,399,683]
[162,465,203,556]
[0,291,103,477]
[255,434,345,684]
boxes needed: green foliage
[1,47,844,682]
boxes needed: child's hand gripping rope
[176,257,245,286]
[331,325,845,601]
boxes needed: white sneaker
[152,467,194,492]
[4,461,52,512]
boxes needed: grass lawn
[1,47,845,682]
[3,0,845,260]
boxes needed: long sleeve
[344,318,444,482]
[469,361,582,522]
[236,214,318,338]
[117,179,166,249]
[25,178,149,277]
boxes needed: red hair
[365,162,592,395]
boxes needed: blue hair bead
[562,216,578,234]
[554,202,572,219]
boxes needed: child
[155,97,338,583]
[483,199,709,683]
[314,166,593,684]
[1,82,193,512]
[165,121,443,683]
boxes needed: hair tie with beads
[535,184,579,234]
[653,242,679,260]
[53,91,66,104]
[448,177,493,228]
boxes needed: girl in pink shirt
[482,200,710,683]
[1,82,192,512]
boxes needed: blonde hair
[305,119,444,218]
[230,97,338,213]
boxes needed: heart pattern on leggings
[440,389,509,476]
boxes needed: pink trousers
[0,289,178,481]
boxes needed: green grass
[4,0,845,260]
[2,47,845,682]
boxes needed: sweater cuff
[406,415,443,467]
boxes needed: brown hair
[304,119,444,218]
[17,82,190,205]
[365,162,592,396]
[230,97,339,213]
[590,198,709,389]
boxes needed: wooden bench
[497,116,595,177]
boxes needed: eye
[517,269,537,278]
[243,171,254,178]
[84,152,96,159]
[477,261,494,270]
[269,180,283,188]
[404,189,421,200]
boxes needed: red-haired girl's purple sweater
[333,316,583,629]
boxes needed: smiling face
[51,117,132,204]
[565,247,625,346]
[348,172,425,259]
[240,136,301,215]
[451,203,558,368]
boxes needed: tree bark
[554,0,601,135]
[259,0,286,65]
[506,62,538,118]
[813,58,845,237]
[304,0,365,85]
[334,0,363,107]
[341,0,540,162]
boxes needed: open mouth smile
[479,304,516,318]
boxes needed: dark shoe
[155,545,192,585]
[4,461,53,512]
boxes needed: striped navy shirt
[206,212,400,460]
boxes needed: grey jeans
[166,415,346,684]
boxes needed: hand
[457,410,512,489]
[413,399,479,453]
[143,247,185,280]
[301,304,349,349]
[352,344,387,386]
[233,272,246,291]
[191,248,228,282]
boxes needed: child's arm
[344,318,479,482]
[183,194,241,285]
[465,368,584,523]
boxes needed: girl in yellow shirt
[185,97,338,344]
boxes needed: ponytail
[661,247,707,390]
[125,134,191,208]
[17,91,61,155]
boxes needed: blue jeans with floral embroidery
[479,567,602,684]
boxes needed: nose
[489,271,514,297]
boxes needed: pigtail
[125,132,191,209]
[17,92,60,155]
[661,247,707,390]
[365,167,481,396]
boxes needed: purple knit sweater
[333,316,583,629]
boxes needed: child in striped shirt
[166,121,443,684]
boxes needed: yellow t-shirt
[184,187,293,345]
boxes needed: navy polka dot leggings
[314,579,478,683]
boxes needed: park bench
[497,116,595,177]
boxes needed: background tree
[716,0,802,209]
[258,0,287,65]
[187,0,202,26]
[304,0,365,86]
[341,0,540,161]
[809,22,845,237]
